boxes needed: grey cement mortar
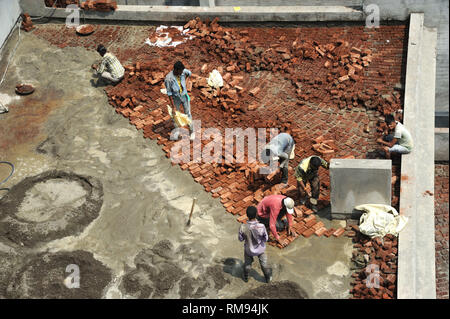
[0,26,353,299]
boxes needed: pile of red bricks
[349,230,398,299]
[45,0,78,7]
[434,164,449,299]
[80,0,117,11]
[184,18,402,116]
[21,14,34,32]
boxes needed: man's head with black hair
[97,44,107,57]
[173,61,185,76]
[246,206,257,220]
[385,114,397,131]
[310,156,322,171]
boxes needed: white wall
[0,0,21,51]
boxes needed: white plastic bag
[356,204,408,238]
[0,103,8,114]
[207,69,223,89]
[167,105,191,128]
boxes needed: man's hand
[287,227,296,237]
[376,138,384,144]
[276,237,287,247]
[91,64,98,70]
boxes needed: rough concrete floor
[0,25,352,299]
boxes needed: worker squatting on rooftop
[91,44,124,87]
[376,114,413,159]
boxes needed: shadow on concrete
[222,257,266,283]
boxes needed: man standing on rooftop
[164,61,195,140]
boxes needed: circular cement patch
[5,250,112,298]
[0,170,103,247]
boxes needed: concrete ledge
[435,128,449,162]
[19,1,364,22]
[397,13,437,299]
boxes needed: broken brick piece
[332,228,345,237]
[302,228,315,238]
[249,87,260,96]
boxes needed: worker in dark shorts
[260,133,296,185]
[294,155,329,213]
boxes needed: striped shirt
[97,52,124,79]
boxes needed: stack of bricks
[262,211,347,248]
[348,227,398,299]
[20,14,34,32]
[182,18,402,116]
[45,0,78,7]
[434,164,449,299]
[80,0,117,11]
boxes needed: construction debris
[20,14,34,32]
[15,84,35,95]
[45,0,78,7]
[80,0,117,11]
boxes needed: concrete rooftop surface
[0,6,447,300]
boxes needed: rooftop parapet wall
[397,13,437,299]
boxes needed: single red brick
[333,228,345,237]
[302,228,315,238]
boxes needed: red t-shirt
[257,194,293,240]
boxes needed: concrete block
[435,127,449,161]
[330,159,391,219]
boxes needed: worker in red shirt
[256,195,297,246]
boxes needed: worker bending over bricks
[294,156,330,213]
[376,114,413,159]
[260,133,295,184]
[164,61,195,140]
[92,44,124,86]
[256,195,297,247]
[238,206,272,283]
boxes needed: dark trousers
[257,215,288,232]
[243,251,271,279]
[280,166,288,183]
[297,174,320,200]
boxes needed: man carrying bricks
[256,195,297,247]
[239,206,272,283]
[260,133,295,185]
[164,61,195,140]
[294,156,329,213]
[92,44,124,86]
[376,114,413,159]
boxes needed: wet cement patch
[5,250,112,299]
[0,170,103,247]
[120,240,231,299]
[237,281,308,299]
